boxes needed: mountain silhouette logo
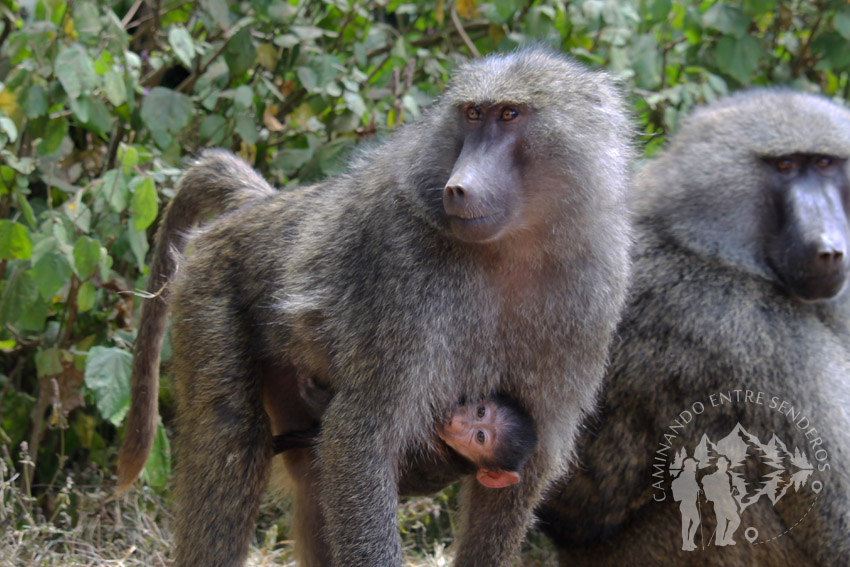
[666,422,821,551]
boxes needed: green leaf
[127,224,150,270]
[70,96,114,138]
[98,249,112,281]
[36,347,63,377]
[225,29,257,76]
[16,194,36,228]
[274,34,299,48]
[130,176,158,231]
[200,115,228,144]
[84,346,132,426]
[233,85,254,110]
[235,114,258,145]
[683,8,703,44]
[273,148,313,176]
[633,35,662,90]
[77,280,96,312]
[201,0,231,28]
[836,10,850,40]
[104,69,127,107]
[68,95,90,123]
[268,0,296,22]
[343,91,366,117]
[0,166,13,195]
[64,199,92,233]
[0,220,33,260]
[73,236,100,280]
[22,299,48,332]
[141,87,193,149]
[73,1,103,43]
[291,25,325,40]
[0,117,17,143]
[169,26,196,68]
[119,146,139,171]
[297,66,319,92]
[715,36,761,85]
[55,44,99,100]
[31,251,73,299]
[702,4,749,37]
[0,152,35,175]
[256,43,279,70]
[22,85,48,118]
[41,117,69,155]
[141,422,172,489]
[303,54,341,96]
[650,0,672,22]
[0,267,38,328]
[812,32,850,70]
[102,168,130,213]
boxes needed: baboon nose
[444,184,468,216]
[445,184,466,200]
[815,235,845,267]
[817,249,844,265]
[818,251,844,265]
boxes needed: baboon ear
[476,469,521,489]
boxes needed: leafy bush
[1,0,849,559]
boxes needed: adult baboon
[537,89,850,566]
[117,47,633,567]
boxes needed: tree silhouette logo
[651,391,830,552]
[653,414,823,551]
[667,423,820,550]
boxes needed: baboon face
[438,398,507,465]
[442,102,533,243]
[762,153,850,301]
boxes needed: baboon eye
[500,108,518,121]
[500,108,519,122]
[776,158,797,173]
[477,405,486,418]
[476,430,486,444]
[465,106,482,121]
[816,156,833,168]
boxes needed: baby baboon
[273,392,538,488]
[118,47,633,567]
[537,89,850,566]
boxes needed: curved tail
[116,150,275,491]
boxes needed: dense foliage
[1,0,848,561]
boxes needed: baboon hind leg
[170,309,272,567]
[284,450,333,567]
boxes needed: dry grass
[0,452,557,567]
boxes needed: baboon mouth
[785,272,848,302]
[448,210,504,222]
[446,211,508,243]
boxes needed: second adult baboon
[536,89,850,566]
[118,48,633,567]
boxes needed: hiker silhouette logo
[652,390,829,551]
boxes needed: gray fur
[118,47,633,567]
[537,89,850,566]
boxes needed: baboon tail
[116,150,275,491]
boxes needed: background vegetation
[1,0,848,564]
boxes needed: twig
[451,4,481,58]
[103,124,127,175]
[0,14,13,53]
[120,0,144,28]
[176,30,236,93]
[793,13,823,78]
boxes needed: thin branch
[451,4,481,58]
[120,0,144,28]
